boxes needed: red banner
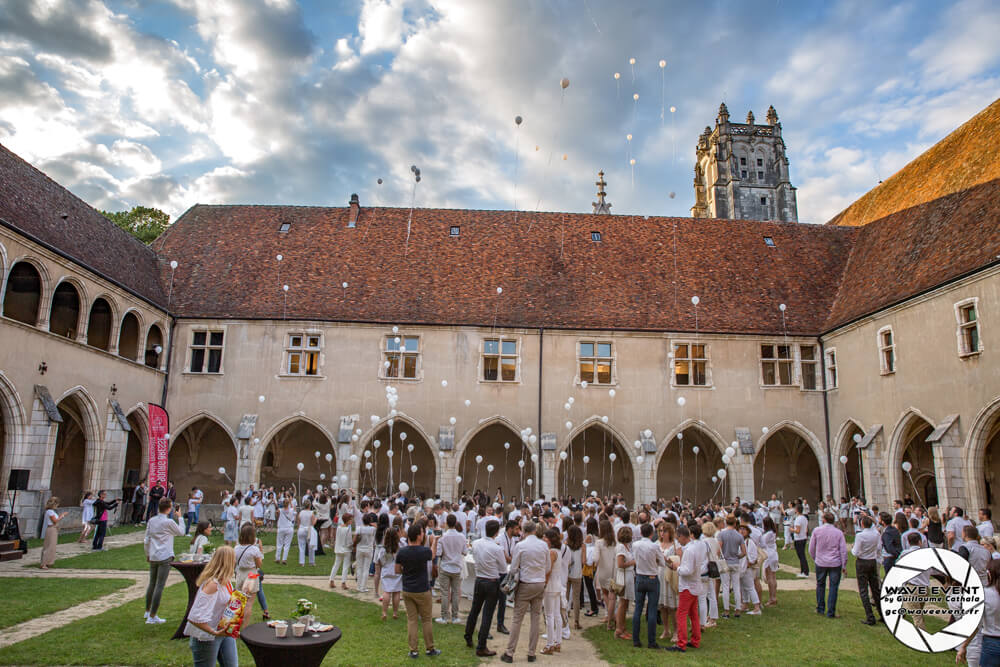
[148,403,169,486]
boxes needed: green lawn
[584,590,951,666]
[26,524,145,550]
[776,540,859,579]
[0,577,134,629]
[0,583,482,666]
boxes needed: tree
[101,206,169,244]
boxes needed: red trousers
[676,589,701,649]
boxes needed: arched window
[3,262,42,325]
[145,324,164,368]
[49,282,81,339]
[87,298,113,350]
[119,312,140,361]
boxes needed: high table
[169,560,207,640]
[240,622,341,667]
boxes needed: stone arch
[254,415,339,490]
[2,258,49,326]
[0,372,26,492]
[833,419,867,501]
[169,412,238,503]
[753,420,827,504]
[143,322,166,368]
[48,277,85,339]
[556,417,637,504]
[49,386,103,507]
[887,408,937,506]
[655,419,729,504]
[454,416,529,501]
[0,239,6,280]
[118,309,143,361]
[968,396,1000,515]
[86,295,118,351]
[356,414,438,498]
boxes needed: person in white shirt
[738,524,762,615]
[189,520,212,555]
[898,532,929,631]
[851,514,882,625]
[143,497,185,624]
[330,512,354,588]
[476,507,496,538]
[296,500,317,566]
[355,513,378,592]
[465,519,507,656]
[436,514,468,624]
[979,508,995,539]
[792,504,810,576]
[667,524,705,652]
[502,523,550,662]
[275,498,296,564]
[631,523,665,648]
[946,507,973,551]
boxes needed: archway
[656,425,726,505]
[0,375,23,495]
[87,298,113,350]
[145,324,164,368]
[122,411,146,492]
[897,415,937,507]
[168,416,237,503]
[753,426,823,505]
[835,421,866,501]
[359,419,436,498]
[982,422,1000,520]
[119,312,140,361]
[50,392,99,508]
[557,423,633,504]
[969,398,1000,517]
[456,421,528,502]
[260,419,338,492]
[3,261,42,325]
[49,282,80,339]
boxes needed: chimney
[348,193,360,228]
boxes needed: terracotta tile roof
[0,143,168,307]
[827,97,1000,228]
[152,205,855,335]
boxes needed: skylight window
[279,222,291,233]
[591,231,602,242]
[763,236,775,247]
[450,226,460,236]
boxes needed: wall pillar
[930,417,968,509]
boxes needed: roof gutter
[819,337,834,497]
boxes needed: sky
[0,0,998,224]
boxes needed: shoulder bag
[610,564,626,596]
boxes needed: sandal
[262,611,270,620]
[540,646,557,655]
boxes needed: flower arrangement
[294,598,317,618]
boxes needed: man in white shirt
[465,520,508,656]
[792,504,810,577]
[667,524,705,652]
[979,508,995,539]
[494,520,520,634]
[143,497,184,624]
[632,523,666,649]
[947,507,973,551]
[476,506,496,538]
[436,514,467,624]
[502,523,549,663]
[851,515,882,625]
[452,503,469,537]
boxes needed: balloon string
[513,125,520,218]
[661,68,665,126]
[583,0,602,34]
[533,90,565,218]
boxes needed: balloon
[383,360,391,369]
[377,178,383,185]
[853,434,862,443]
[407,444,414,452]
[352,434,359,442]
[637,456,644,464]
[582,479,590,487]
[217,467,226,475]
[276,254,282,261]
[392,326,399,334]
[296,462,304,471]
[565,421,573,430]
[317,484,324,491]
[504,442,510,450]
[449,417,457,425]
[464,399,471,407]
[386,449,394,457]
[722,454,731,465]
[326,453,334,462]
[518,460,525,468]
[455,476,462,483]
[515,116,522,126]
[476,455,483,464]
[609,389,616,398]
[564,403,572,411]
[633,93,639,101]
[581,381,588,389]
[531,454,538,463]
[601,416,608,423]
[718,469,727,479]
[669,192,676,198]
[560,77,569,89]
[441,380,448,387]
[670,106,676,113]
[399,432,407,440]
[643,429,652,438]
[320,473,326,480]
[282,285,288,292]
[568,397,575,405]
[692,446,699,454]
[559,451,568,460]
[399,482,409,493]
[591,491,598,497]
[839,455,849,464]
[411,465,418,473]
[487,464,494,472]
[732,441,739,448]
[779,303,786,312]
[365,462,372,469]
[629,57,636,65]
[614,72,620,80]
[349,454,357,462]
[582,455,590,464]
[170,260,178,269]
[659,59,666,68]
[691,295,700,306]
[626,133,632,141]
[314,451,321,458]
[677,432,684,440]
[902,461,912,472]
[677,396,686,406]
[438,451,445,458]
[529,435,537,445]
[630,158,636,165]
[634,440,642,448]
[609,453,617,462]
[258,395,266,403]
[339,474,347,483]
[364,450,371,458]
[712,476,718,483]
[371,415,379,424]
[725,447,736,458]
[342,282,348,289]
[526,479,533,486]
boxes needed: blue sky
[1,0,998,223]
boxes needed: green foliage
[101,206,169,244]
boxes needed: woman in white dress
[761,517,780,606]
[377,526,402,620]
[355,513,377,592]
[782,503,795,549]
[274,499,296,564]
[541,528,565,655]
[656,522,678,642]
[296,500,317,566]
[223,497,239,546]
[613,526,635,641]
[77,492,95,543]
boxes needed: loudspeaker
[7,469,29,491]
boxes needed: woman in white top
[378,527,403,620]
[314,494,332,551]
[960,558,1000,665]
[761,517,780,607]
[700,522,722,629]
[235,523,269,620]
[238,498,254,527]
[330,512,354,589]
[77,492,95,543]
[614,526,635,641]
[565,526,585,630]
[355,513,377,592]
[656,522,678,641]
[541,528,565,655]
[189,521,213,555]
[296,500,317,566]
[40,497,68,569]
[223,497,239,545]
[264,492,276,528]
[185,546,238,667]
[738,524,762,615]
[596,520,618,631]
[782,503,795,549]
[275,499,296,564]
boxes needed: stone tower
[691,103,798,222]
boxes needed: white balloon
[339,474,347,483]
[722,454,731,465]
[399,482,410,493]
[497,287,503,294]
[371,415,379,424]
[320,474,326,480]
[317,484,323,491]
[779,303,786,312]
[518,460,525,468]
[718,469,727,479]
[438,451,445,458]
[565,421,573,430]
[643,429,652,438]
[374,439,381,448]
[609,389,616,398]
[464,399,471,407]
[839,455,849,464]
[400,432,407,440]
[659,59,667,68]
[531,454,538,463]
[559,451,568,460]
[386,449,394,457]
[526,478,533,486]
[853,433,863,443]
[342,282,348,289]
[276,254,282,261]
[582,479,590,487]
[365,462,372,469]
[591,491,598,497]
[326,453,334,462]
[583,455,590,463]
[677,396,686,407]
[529,435,537,445]
[634,440,642,448]
[712,476,718,483]
[601,415,609,424]
[392,326,399,334]
[487,464,494,472]
[296,462,304,471]
[455,476,462,483]
[504,442,510,450]
[364,450,371,458]
[725,447,736,458]
[609,453,617,462]
[407,444,414,452]
[568,397,575,405]
[450,417,457,425]
[258,395,266,403]
[217,467,226,475]
[411,465,418,473]
[901,461,913,472]
[170,260,178,269]
[349,454,357,462]
[314,450,321,458]
[692,446,699,454]
[355,428,363,436]
[691,295,700,306]
[564,403,572,411]
[394,336,401,344]
[441,380,448,387]
[581,381,588,389]
[762,426,769,435]
[637,455,645,463]
[352,434,359,442]
[476,455,483,464]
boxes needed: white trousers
[720,568,742,611]
[740,569,760,605]
[356,550,374,592]
[296,528,314,565]
[276,528,293,562]
[331,552,352,583]
[698,577,719,624]
[543,591,563,647]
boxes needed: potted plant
[294,598,317,626]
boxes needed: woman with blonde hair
[613,526,635,641]
[40,497,67,569]
[185,546,239,667]
[77,492,94,543]
[926,506,944,548]
[596,519,617,631]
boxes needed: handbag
[706,560,720,579]
[610,566,626,596]
[500,568,519,597]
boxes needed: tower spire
[592,170,612,214]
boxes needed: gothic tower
[691,103,798,222]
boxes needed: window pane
[193,331,206,346]
[882,331,892,346]
[502,340,517,355]
[308,336,320,348]
[693,361,707,385]
[597,343,612,358]
[830,368,837,387]
[386,337,400,351]
[800,345,815,360]
[762,361,775,385]
[190,348,205,372]
[969,326,979,352]
[501,358,516,381]
[404,337,419,352]
[207,348,222,373]
[579,342,594,358]
[885,350,894,371]
[692,344,705,359]
[403,354,417,378]
[288,353,300,374]
[802,364,816,390]
[777,345,791,359]
[778,360,792,385]
[674,360,690,385]
[210,331,224,346]
[761,344,773,359]
[674,344,688,359]
[305,352,318,375]
[965,306,977,323]
[386,354,399,377]
[580,361,594,382]
[484,357,498,381]
[484,339,499,355]
[290,335,302,348]
[597,361,612,384]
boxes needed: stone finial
[766,105,778,125]
[592,170,612,215]
[717,102,729,122]
[746,110,755,125]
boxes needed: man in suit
[879,512,901,575]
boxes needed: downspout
[537,327,544,499]
[820,337,834,497]
[159,317,177,407]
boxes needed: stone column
[97,407,128,502]
[930,418,968,509]
[14,397,59,536]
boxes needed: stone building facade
[691,103,798,222]
[1,99,999,536]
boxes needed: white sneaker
[452,617,462,624]
[747,610,762,615]
[435,617,449,624]
[150,616,166,624]
[562,627,571,639]
[796,573,808,578]
[143,611,150,620]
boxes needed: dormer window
[449,226,460,237]
[764,236,775,247]
[591,231,602,242]
[279,223,291,233]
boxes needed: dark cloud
[0,0,113,62]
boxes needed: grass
[776,538,859,579]
[584,589,952,666]
[0,577,134,629]
[26,524,145,550]
[0,583,483,666]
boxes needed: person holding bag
[185,546,239,667]
[580,518,600,617]
[613,526,635,641]
[738,524,763,615]
[235,524,269,620]
[657,522,679,642]
[40,497,67,569]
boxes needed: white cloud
[359,0,408,55]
